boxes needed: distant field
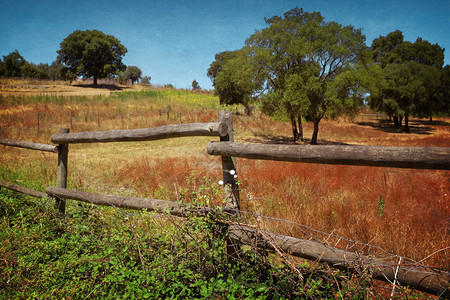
[1,80,449,270]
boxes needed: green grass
[0,187,382,299]
[112,89,221,109]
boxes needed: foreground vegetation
[1,188,396,299]
[0,85,449,297]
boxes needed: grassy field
[1,80,449,276]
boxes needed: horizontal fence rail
[207,142,450,170]
[45,186,212,217]
[0,180,47,198]
[0,137,58,153]
[51,122,228,144]
[228,224,450,297]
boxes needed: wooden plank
[228,224,450,297]
[0,137,58,153]
[0,180,47,198]
[51,122,228,144]
[45,186,211,217]
[207,142,450,170]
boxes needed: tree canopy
[57,30,127,85]
[2,50,26,77]
[124,66,142,84]
[207,49,261,115]
[192,79,200,90]
[221,8,366,144]
[369,31,446,131]
[0,50,66,80]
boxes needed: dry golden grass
[0,82,449,271]
[0,77,150,97]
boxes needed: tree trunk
[429,116,433,122]
[93,76,98,86]
[393,116,400,128]
[311,118,320,145]
[297,116,303,141]
[393,115,403,129]
[244,105,252,116]
[290,115,298,142]
[404,114,410,133]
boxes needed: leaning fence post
[56,128,69,215]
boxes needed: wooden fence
[1,111,449,297]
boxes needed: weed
[377,194,385,217]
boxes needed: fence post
[219,111,240,211]
[218,111,241,261]
[56,128,69,215]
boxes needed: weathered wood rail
[45,186,212,217]
[50,122,228,144]
[228,224,449,297]
[1,111,449,297]
[207,142,450,170]
[0,137,58,153]
[0,179,47,198]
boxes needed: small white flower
[234,175,238,179]
[229,170,236,175]
[218,180,224,185]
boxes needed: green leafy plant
[378,194,385,217]
[0,179,400,299]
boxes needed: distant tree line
[0,50,68,80]
[1,29,148,86]
[208,8,450,142]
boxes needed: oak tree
[245,8,368,143]
[124,66,142,84]
[207,49,262,115]
[370,31,445,131]
[2,50,26,77]
[57,30,127,85]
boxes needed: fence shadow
[414,119,450,127]
[244,135,351,146]
[73,84,125,91]
[356,119,435,135]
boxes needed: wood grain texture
[0,180,47,198]
[0,137,58,153]
[51,122,228,144]
[207,142,450,170]
[228,224,450,297]
[45,186,211,217]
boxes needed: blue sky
[1,0,449,89]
